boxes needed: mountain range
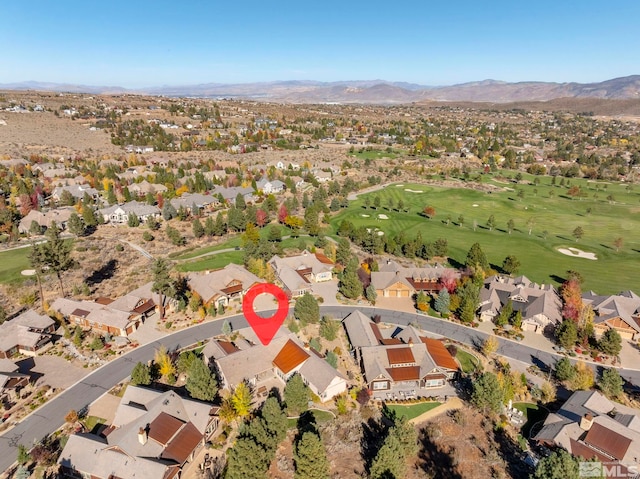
[2,76,640,104]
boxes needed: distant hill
[2,75,640,104]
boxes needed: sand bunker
[404,188,423,193]
[396,184,404,187]
[472,204,479,207]
[21,269,36,276]
[378,214,389,220]
[361,214,370,217]
[377,231,384,236]
[557,247,598,260]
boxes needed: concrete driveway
[311,280,340,306]
[17,356,89,390]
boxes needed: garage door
[400,290,410,297]
[617,329,634,340]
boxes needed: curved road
[2,305,639,473]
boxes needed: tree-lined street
[2,305,640,473]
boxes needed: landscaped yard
[456,349,481,374]
[172,237,243,260]
[176,235,317,273]
[83,415,106,434]
[513,402,549,439]
[385,401,442,421]
[287,408,335,428]
[330,174,640,294]
[176,250,244,272]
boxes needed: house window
[373,381,389,390]
[424,379,444,388]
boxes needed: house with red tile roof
[535,390,640,474]
[205,326,347,402]
[342,310,459,399]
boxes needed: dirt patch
[418,406,527,479]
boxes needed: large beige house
[268,250,334,298]
[58,386,218,479]
[582,290,640,340]
[478,275,562,334]
[342,310,459,400]
[204,326,347,403]
[535,390,640,475]
[371,260,459,298]
[187,264,263,308]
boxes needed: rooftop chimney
[580,413,594,431]
[138,427,148,445]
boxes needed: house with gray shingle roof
[187,264,263,308]
[58,386,218,479]
[478,275,562,334]
[99,201,161,224]
[371,259,460,298]
[535,390,640,472]
[51,184,99,202]
[170,192,220,213]
[582,290,640,340]
[206,326,346,402]
[18,207,75,234]
[268,250,333,298]
[211,186,255,205]
[0,310,55,359]
[255,178,285,194]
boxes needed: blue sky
[1,0,638,88]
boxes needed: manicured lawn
[83,415,106,434]
[287,408,335,428]
[177,251,244,272]
[0,246,31,284]
[456,349,481,374]
[349,149,401,160]
[173,237,243,260]
[513,402,549,439]
[385,401,442,421]
[330,176,640,294]
[176,236,315,273]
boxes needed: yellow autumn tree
[154,345,176,379]
[570,361,595,391]
[175,184,189,197]
[231,382,253,418]
[482,336,499,356]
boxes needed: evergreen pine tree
[294,431,329,479]
[67,212,86,236]
[434,288,450,314]
[186,357,218,401]
[130,362,151,385]
[192,218,204,238]
[284,374,310,415]
[369,434,404,479]
[204,216,215,236]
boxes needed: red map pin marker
[242,283,289,345]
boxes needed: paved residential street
[2,305,640,473]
